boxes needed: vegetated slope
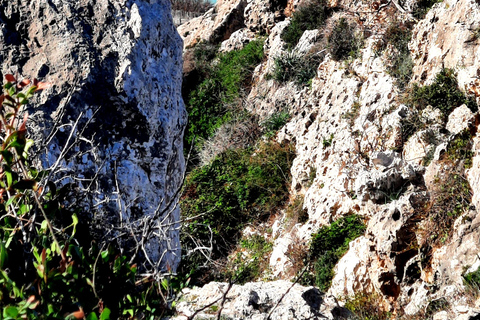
[176,0,480,319]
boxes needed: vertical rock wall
[0,0,186,272]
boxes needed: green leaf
[100,308,111,320]
[22,139,34,159]
[101,250,109,261]
[17,204,32,216]
[86,313,99,320]
[70,213,78,238]
[5,170,12,189]
[0,241,7,269]
[3,305,19,318]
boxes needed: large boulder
[0,0,186,272]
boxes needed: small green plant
[301,214,366,291]
[343,101,361,126]
[227,235,273,284]
[344,293,391,320]
[422,138,473,248]
[327,18,363,61]
[401,68,477,144]
[285,195,309,228]
[281,0,331,49]
[271,52,323,86]
[380,20,414,89]
[446,129,474,168]
[322,134,334,148]
[463,266,480,288]
[261,109,290,137]
[307,166,317,187]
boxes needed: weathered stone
[0,0,186,271]
[178,0,247,49]
[446,104,475,134]
[172,281,351,320]
[219,27,256,52]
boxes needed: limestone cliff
[0,0,186,272]
[176,0,480,318]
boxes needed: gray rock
[0,0,186,272]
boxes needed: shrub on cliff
[380,20,414,89]
[185,38,265,147]
[0,75,171,319]
[327,18,363,61]
[281,0,331,49]
[271,51,323,86]
[301,214,366,291]
[180,141,295,284]
[401,68,477,143]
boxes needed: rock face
[0,0,186,272]
[172,281,351,320]
[178,0,480,316]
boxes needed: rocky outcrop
[178,0,480,316]
[0,0,186,271]
[172,281,351,320]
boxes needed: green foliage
[463,266,480,288]
[228,235,273,284]
[322,134,333,148]
[381,21,414,89]
[271,52,323,86]
[180,141,295,284]
[401,68,477,144]
[344,293,391,320]
[413,0,443,20]
[343,101,361,127]
[301,215,365,291]
[0,75,171,319]
[425,164,472,247]
[281,0,330,49]
[327,18,363,61]
[446,129,474,168]
[261,110,290,137]
[406,68,477,120]
[186,39,265,146]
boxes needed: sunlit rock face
[0,0,187,272]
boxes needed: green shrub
[186,39,265,146]
[0,75,172,319]
[446,129,474,168]
[381,21,414,89]
[228,235,273,284]
[180,141,295,284]
[261,109,290,137]
[328,18,363,61]
[271,52,323,86]
[301,215,366,291]
[401,68,477,144]
[344,293,391,320]
[281,0,331,49]
[406,68,477,120]
[463,266,480,288]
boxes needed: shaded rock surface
[0,0,186,271]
